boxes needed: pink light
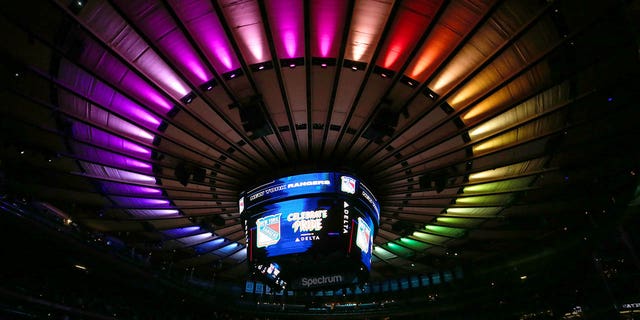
[320,36,332,57]
[312,0,347,57]
[113,0,213,84]
[284,32,298,58]
[266,0,304,59]
[168,0,240,72]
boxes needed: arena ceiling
[1,0,639,284]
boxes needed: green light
[400,237,430,250]
[374,246,397,259]
[435,217,482,227]
[386,242,412,256]
[463,177,534,193]
[412,231,449,244]
[456,194,512,205]
[425,225,466,238]
[446,207,502,216]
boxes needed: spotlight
[69,0,87,14]
[180,92,196,104]
[222,68,243,80]
[423,88,439,100]
[250,61,273,72]
[281,57,304,69]
[200,79,217,91]
[373,65,394,78]
[312,57,335,68]
[343,59,366,72]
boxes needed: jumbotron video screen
[239,172,379,290]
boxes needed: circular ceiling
[1,0,639,286]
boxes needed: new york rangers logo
[256,213,281,248]
[340,176,356,194]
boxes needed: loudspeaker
[174,162,191,187]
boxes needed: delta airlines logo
[340,176,356,194]
[256,213,281,248]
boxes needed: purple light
[179,232,214,245]
[110,196,171,207]
[71,145,153,171]
[164,226,201,238]
[111,94,162,127]
[67,23,187,104]
[229,73,236,78]
[213,242,239,255]
[100,182,162,195]
[168,0,240,72]
[72,123,152,157]
[58,61,164,128]
[266,0,303,58]
[321,63,327,68]
[128,209,180,217]
[289,63,296,68]
[194,238,226,251]
[258,65,265,70]
[59,92,155,142]
[79,162,157,183]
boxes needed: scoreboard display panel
[240,172,379,290]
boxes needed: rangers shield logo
[340,176,356,194]
[256,213,281,248]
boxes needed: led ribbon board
[240,172,379,290]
